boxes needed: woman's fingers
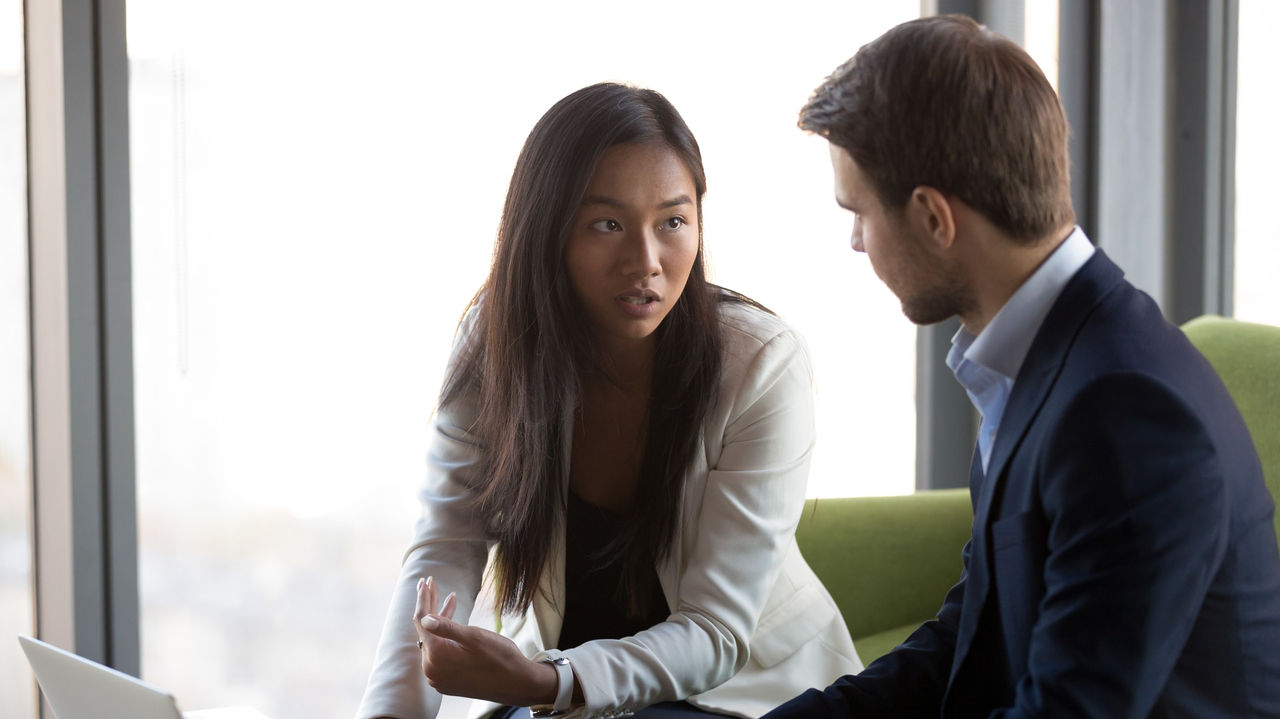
[418,612,467,690]
[412,576,446,644]
[416,619,548,706]
[427,576,438,622]
[412,577,427,636]
[410,582,547,706]
[420,612,464,640]
[440,591,458,621]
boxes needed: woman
[356,83,860,719]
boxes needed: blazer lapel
[532,516,566,650]
[658,485,689,613]
[948,251,1126,683]
[532,407,578,650]
[533,408,694,647]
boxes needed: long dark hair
[441,83,724,615]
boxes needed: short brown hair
[800,15,1074,243]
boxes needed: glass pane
[1024,0,1060,91]
[0,0,35,717]
[1234,0,1280,326]
[129,2,918,718]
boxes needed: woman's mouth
[616,292,659,317]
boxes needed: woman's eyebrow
[581,194,625,208]
[580,194,693,210]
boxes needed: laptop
[18,635,268,719]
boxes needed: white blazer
[355,300,861,719]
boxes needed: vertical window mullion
[25,0,136,693]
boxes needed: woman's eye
[590,219,621,232]
[662,217,687,230]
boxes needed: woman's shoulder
[714,289,811,379]
[457,298,485,336]
[715,289,802,352]
[710,290,814,426]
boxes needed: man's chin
[901,303,956,327]
[898,284,970,326]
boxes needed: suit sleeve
[993,373,1227,718]
[355,310,491,719]
[762,541,967,718]
[564,329,821,716]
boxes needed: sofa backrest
[796,490,971,643]
[1182,315,1280,539]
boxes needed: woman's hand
[412,576,560,708]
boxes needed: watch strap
[531,649,573,716]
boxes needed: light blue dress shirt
[946,226,1096,471]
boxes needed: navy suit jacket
[765,251,1280,718]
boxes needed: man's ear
[908,186,956,250]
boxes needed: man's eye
[590,219,621,232]
[663,217,687,230]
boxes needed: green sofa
[797,315,1280,665]
[1182,315,1280,539]
[796,490,970,663]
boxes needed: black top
[557,490,669,650]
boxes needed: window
[0,0,35,717]
[1024,0,1060,90]
[1234,0,1280,326]
[127,3,918,717]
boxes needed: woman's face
[564,142,700,355]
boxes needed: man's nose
[850,216,866,253]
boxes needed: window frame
[25,0,138,687]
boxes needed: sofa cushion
[853,620,925,666]
[797,489,971,641]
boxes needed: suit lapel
[947,251,1125,685]
[980,251,1124,510]
[947,448,986,688]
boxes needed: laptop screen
[18,635,184,719]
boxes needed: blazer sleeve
[762,542,967,718]
[562,327,820,717]
[355,310,492,719]
[992,373,1227,718]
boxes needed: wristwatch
[530,649,573,717]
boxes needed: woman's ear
[908,186,956,250]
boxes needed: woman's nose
[623,229,661,279]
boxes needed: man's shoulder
[1050,274,1206,387]
[1034,275,1263,487]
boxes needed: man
[765,15,1280,718]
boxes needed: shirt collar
[953,226,1095,382]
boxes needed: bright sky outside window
[0,0,35,716]
[1234,0,1280,326]
[127,3,919,716]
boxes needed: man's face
[829,143,965,325]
